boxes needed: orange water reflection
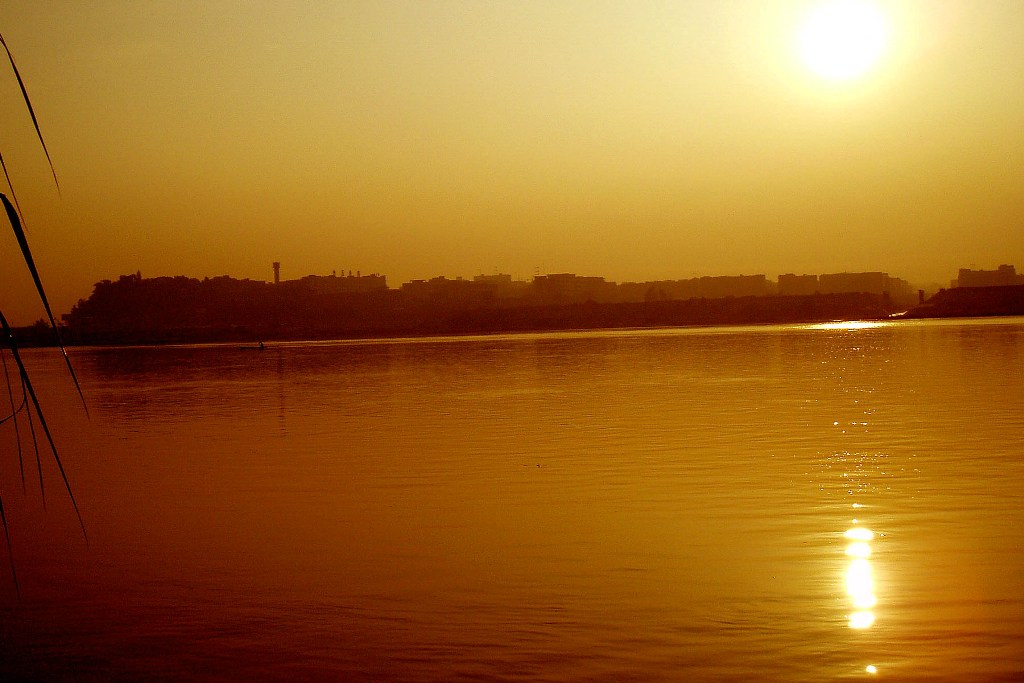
[8,320,1024,680]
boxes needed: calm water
[1,318,1023,681]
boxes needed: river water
[1,318,1023,681]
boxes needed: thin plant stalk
[0,31,87,599]
[0,309,87,545]
[0,193,87,416]
[0,149,25,224]
[0,491,19,599]
[1,349,26,490]
[22,376,44,504]
[0,32,59,193]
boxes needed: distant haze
[1,1,1022,324]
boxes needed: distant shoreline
[10,285,1023,349]
[0,294,926,348]
[895,284,1024,320]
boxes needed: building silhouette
[955,265,1024,288]
[778,273,819,296]
[58,264,948,344]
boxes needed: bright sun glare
[798,0,890,81]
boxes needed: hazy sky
[1,1,1022,323]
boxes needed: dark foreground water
[1,318,1023,681]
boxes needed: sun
[798,0,890,81]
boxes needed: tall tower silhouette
[272,262,280,285]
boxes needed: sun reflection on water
[844,524,877,629]
[810,320,888,331]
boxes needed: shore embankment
[11,291,900,347]
[899,285,1024,319]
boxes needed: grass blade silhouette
[2,346,47,501]
[0,491,19,599]
[1,193,88,416]
[0,310,87,545]
[0,150,26,224]
[0,32,59,193]
[1,350,27,491]
[22,378,44,503]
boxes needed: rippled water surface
[2,318,1023,681]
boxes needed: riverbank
[11,291,898,347]
[14,286,1024,348]
[899,284,1024,319]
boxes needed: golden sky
[1,1,1022,323]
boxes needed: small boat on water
[239,341,266,350]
